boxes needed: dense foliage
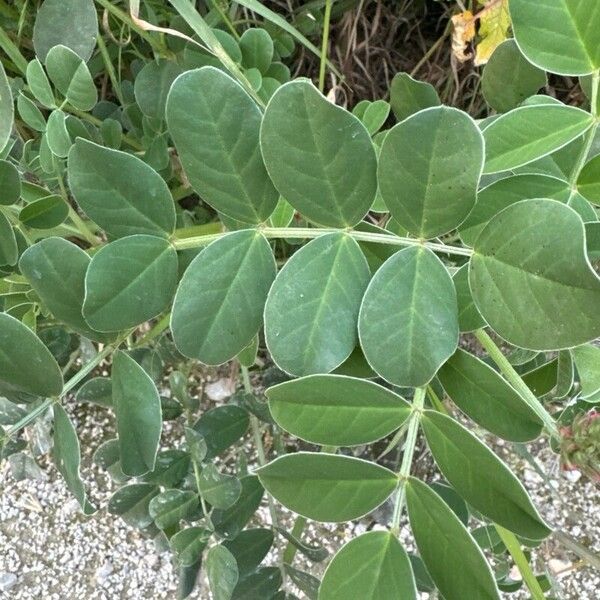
[1,0,600,598]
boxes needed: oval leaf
[260,80,377,227]
[378,106,484,238]
[257,452,397,522]
[359,246,458,387]
[406,477,500,600]
[319,532,416,600]
[68,139,175,238]
[19,195,68,229]
[112,351,162,477]
[265,233,370,376]
[167,66,277,224]
[0,62,13,153]
[20,238,112,342]
[266,374,411,446]
[438,349,543,442]
[470,199,600,350]
[421,410,551,540]
[0,313,63,397]
[510,0,600,76]
[482,105,593,174]
[207,545,239,600]
[83,235,178,332]
[172,230,275,365]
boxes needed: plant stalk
[172,226,473,257]
[318,0,333,92]
[474,329,560,441]
[495,525,547,600]
[391,386,425,534]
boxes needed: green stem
[133,312,171,347]
[391,387,425,534]
[318,0,333,92]
[172,226,473,257]
[97,33,125,106]
[0,24,28,74]
[495,525,546,600]
[474,329,559,441]
[210,0,239,39]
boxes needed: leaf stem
[495,525,547,600]
[391,386,425,534]
[474,329,559,441]
[172,226,473,257]
[318,0,333,92]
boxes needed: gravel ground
[1,390,599,599]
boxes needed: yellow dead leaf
[451,10,476,63]
[475,0,511,66]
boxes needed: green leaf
[453,265,485,332]
[438,349,543,442]
[240,28,273,73]
[459,174,570,247]
[257,452,397,522]
[421,410,551,540]
[378,106,484,238]
[68,139,175,238]
[212,475,264,539]
[0,312,63,396]
[134,59,182,120]
[33,0,98,62]
[510,0,600,76]
[198,464,242,509]
[83,235,177,332]
[405,477,500,600]
[0,160,20,206]
[0,61,12,153]
[260,80,377,227]
[172,230,275,365]
[17,93,46,132]
[20,238,112,342]
[19,195,68,229]
[470,199,600,350]
[45,110,71,158]
[572,344,600,398]
[362,100,391,136]
[0,211,17,267]
[53,404,95,514]
[171,527,210,567]
[389,72,440,122]
[142,450,191,488]
[166,67,277,224]
[275,527,328,562]
[223,529,273,577]
[481,39,547,113]
[207,545,239,600]
[319,531,416,600]
[194,405,249,459]
[149,489,200,530]
[237,335,259,368]
[577,153,600,206]
[108,483,159,528]
[76,377,112,406]
[112,351,162,477]
[359,246,458,387]
[26,58,55,108]
[265,233,370,376]
[45,45,97,111]
[266,374,411,446]
[482,105,593,174]
[232,567,282,600]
